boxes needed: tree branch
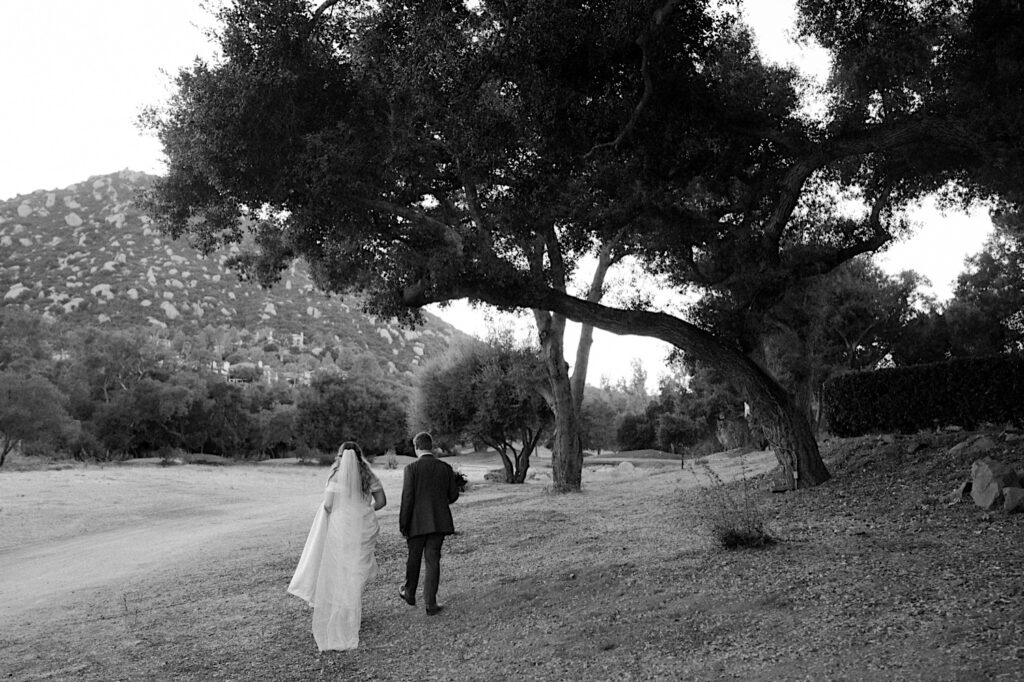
[584,0,681,158]
[759,117,972,260]
[460,175,492,241]
[788,184,896,281]
[307,0,343,33]
[546,224,569,292]
[571,227,625,408]
[761,156,825,259]
[351,196,465,255]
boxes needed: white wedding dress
[288,452,380,651]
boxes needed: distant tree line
[0,309,409,466]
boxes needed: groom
[399,431,460,616]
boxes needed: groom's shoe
[425,604,444,616]
[399,587,416,606]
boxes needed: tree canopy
[0,371,75,467]
[145,0,1024,489]
[412,339,552,482]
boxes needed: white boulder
[161,301,180,320]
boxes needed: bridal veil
[288,449,379,651]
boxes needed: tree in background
[696,258,928,432]
[615,360,651,417]
[57,327,174,405]
[891,300,998,365]
[295,372,408,455]
[0,370,76,467]
[888,217,1024,365]
[180,378,258,457]
[412,339,552,483]
[577,387,619,455]
[613,361,751,456]
[949,224,1024,354]
[649,372,709,454]
[253,403,300,458]
[0,308,53,373]
[615,411,657,452]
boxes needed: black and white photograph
[1,1,1021,680]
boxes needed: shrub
[227,363,261,383]
[822,353,1024,436]
[295,374,408,454]
[450,465,470,492]
[685,435,724,459]
[156,445,184,466]
[693,461,774,550]
[293,443,330,465]
[382,448,399,469]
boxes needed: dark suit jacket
[399,454,460,538]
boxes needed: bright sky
[0,0,994,390]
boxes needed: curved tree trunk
[504,290,829,489]
[740,362,830,489]
[405,281,830,489]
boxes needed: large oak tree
[144,0,1023,490]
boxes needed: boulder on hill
[949,435,999,463]
[970,457,1022,510]
[1003,487,1024,513]
[948,480,972,506]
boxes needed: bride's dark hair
[329,441,375,495]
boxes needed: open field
[1,433,1022,681]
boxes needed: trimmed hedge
[822,354,1024,436]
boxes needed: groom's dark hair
[413,432,433,451]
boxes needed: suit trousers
[404,533,445,607]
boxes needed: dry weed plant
[121,592,140,629]
[694,458,775,550]
[382,448,399,470]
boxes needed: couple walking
[287,432,461,651]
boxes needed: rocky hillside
[0,170,469,381]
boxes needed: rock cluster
[1,171,469,380]
[965,457,1024,512]
[949,439,1024,512]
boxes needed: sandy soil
[0,450,776,631]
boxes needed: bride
[288,442,386,651]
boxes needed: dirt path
[0,450,776,630]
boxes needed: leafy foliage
[412,339,552,483]
[635,360,757,455]
[0,371,76,466]
[950,227,1024,353]
[890,222,1024,365]
[0,306,416,461]
[577,389,619,455]
[0,309,52,373]
[822,353,1024,436]
[295,372,409,455]
[704,258,930,429]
